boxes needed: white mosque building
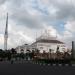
[30,30,67,53]
[15,30,68,53]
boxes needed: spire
[56,31,57,39]
[5,13,8,37]
[4,13,8,50]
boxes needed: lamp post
[72,41,75,60]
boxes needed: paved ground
[0,61,75,75]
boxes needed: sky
[0,0,75,49]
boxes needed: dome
[36,29,57,41]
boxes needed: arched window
[21,49,24,53]
[40,47,43,49]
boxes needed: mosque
[15,30,68,53]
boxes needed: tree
[4,50,11,61]
[31,50,35,59]
[56,46,61,60]
[11,48,17,54]
[9,48,17,60]
[0,49,4,61]
[20,53,25,59]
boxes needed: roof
[31,39,64,45]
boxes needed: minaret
[4,13,8,50]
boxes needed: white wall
[16,42,67,53]
[16,45,30,53]
[16,46,21,53]
[36,43,67,53]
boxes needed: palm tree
[10,48,17,61]
[11,48,17,54]
[49,49,52,59]
[56,46,60,59]
[31,50,35,60]
[0,49,4,61]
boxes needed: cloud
[65,20,75,32]
[0,0,75,49]
[0,0,6,5]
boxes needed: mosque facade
[15,30,68,53]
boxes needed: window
[40,47,43,49]
[38,44,43,46]
[21,49,24,53]
[32,48,35,49]
[62,48,65,50]
[57,45,60,47]
[62,45,65,47]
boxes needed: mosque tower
[4,13,8,50]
